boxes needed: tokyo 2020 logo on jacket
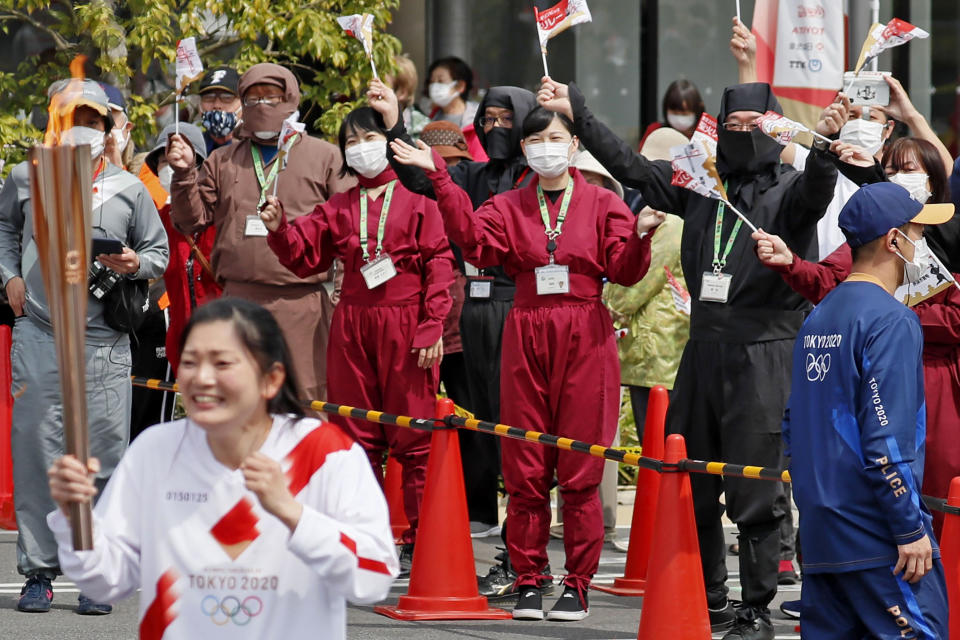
[805,352,831,382]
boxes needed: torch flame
[44,54,88,146]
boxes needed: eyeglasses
[201,92,238,105]
[479,114,514,128]
[722,122,759,132]
[242,95,284,107]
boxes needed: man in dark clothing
[388,86,538,594]
[538,79,841,639]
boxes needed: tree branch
[0,8,73,52]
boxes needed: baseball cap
[420,121,473,162]
[838,181,955,249]
[98,82,126,112]
[144,123,208,175]
[198,66,239,95]
[47,79,113,132]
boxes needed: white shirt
[791,144,859,260]
[49,416,398,640]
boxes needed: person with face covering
[259,83,454,571]
[0,79,169,614]
[166,63,354,405]
[387,85,538,562]
[197,65,242,154]
[781,182,952,638]
[537,77,840,638]
[391,106,661,622]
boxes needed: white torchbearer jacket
[48,416,398,640]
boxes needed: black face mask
[483,127,513,161]
[717,127,782,176]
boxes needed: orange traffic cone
[384,454,410,544]
[0,326,15,530]
[375,398,511,620]
[940,477,960,640]
[637,434,710,639]
[594,385,668,596]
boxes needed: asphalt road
[0,522,802,639]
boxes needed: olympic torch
[28,90,95,551]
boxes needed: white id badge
[360,254,398,289]
[699,272,733,303]
[535,264,570,295]
[469,279,492,299]
[244,215,269,237]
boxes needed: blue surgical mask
[201,109,238,139]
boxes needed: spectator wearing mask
[638,79,705,149]
[99,82,134,169]
[166,63,354,404]
[260,83,455,574]
[0,80,169,614]
[425,56,487,162]
[197,65,242,155]
[538,77,840,639]
[386,54,431,140]
[782,182,951,638]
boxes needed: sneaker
[610,537,630,553]
[723,607,775,640]
[780,599,800,620]
[18,575,53,613]
[478,550,554,600]
[777,559,799,585]
[512,585,544,620]
[708,600,737,631]
[470,521,500,538]
[76,594,112,615]
[549,523,564,539]
[397,543,414,578]
[545,585,588,621]
[728,543,740,556]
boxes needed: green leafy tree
[0,0,401,175]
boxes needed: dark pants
[129,287,176,441]
[457,297,512,526]
[628,384,672,443]
[667,339,790,611]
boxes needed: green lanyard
[536,179,574,261]
[251,145,282,210]
[359,181,397,262]
[712,190,742,275]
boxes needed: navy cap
[839,182,954,249]
[98,82,126,112]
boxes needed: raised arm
[603,197,658,287]
[882,76,954,177]
[367,79,436,198]
[263,196,336,279]
[167,134,217,235]
[753,230,850,304]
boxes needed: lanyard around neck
[712,189,741,275]
[537,179,574,238]
[359,181,397,262]
[251,145,281,209]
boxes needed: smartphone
[843,71,891,107]
[91,238,124,256]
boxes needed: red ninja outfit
[426,158,652,591]
[266,167,455,544]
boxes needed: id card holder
[699,272,732,303]
[244,215,269,237]
[468,276,493,299]
[535,264,570,295]
[360,254,398,289]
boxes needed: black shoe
[512,586,543,620]
[722,607,774,640]
[397,543,414,578]
[708,600,737,631]
[18,575,53,613]
[478,551,554,600]
[780,599,800,620]
[545,585,588,621]
[76,594,112,615]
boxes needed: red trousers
[500,284,620,589]
[326,301,435,544]
[920,347,960,538]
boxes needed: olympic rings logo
[200,594,263,626]
[805,353,831,382]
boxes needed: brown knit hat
[420,120,473,161]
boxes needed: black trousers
[666,339,790,611]
[129,302,176,441]
[456,297,512,526]
[628,384,672,443]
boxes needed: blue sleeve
[858,312,926,545]
[781,402,791,459]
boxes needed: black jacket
[569,82,838,342]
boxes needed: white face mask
[157,165,173,192]
[839,118,885,157]
[895,230,931,285]
[429,81,458,108]
[888,172,931,204]
[110,127,129,151]
[60,126,105,159]
[253,131,278,140]
[525,141,573,179]
[666,112,696,132]
[345,140,389,178]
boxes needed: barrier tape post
[0,326,15,530]
[594,385,668,597]
[374,397,511,620]
[939,477,960,640]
